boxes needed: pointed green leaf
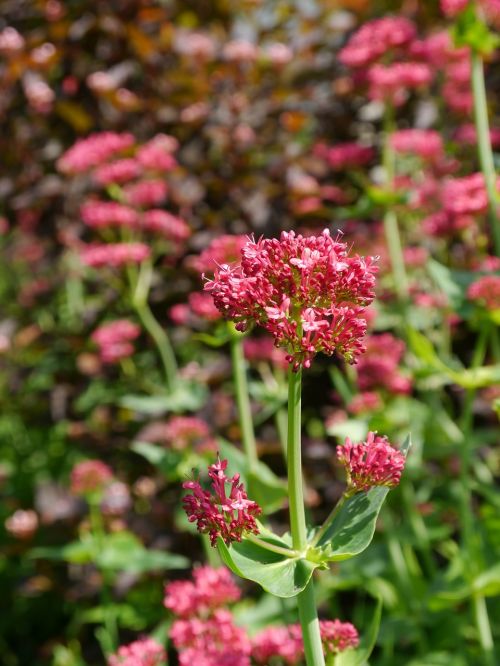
[217,536,318,598]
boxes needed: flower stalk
[471,48,500,255]
[229,324,258,470]
[287,369,325,666]
[382,107,409,301]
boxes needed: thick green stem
[382,108,409,301]
[287,369,325,666]
[471,49,500,255]
[229,326,258,469]
[134,300,177,393]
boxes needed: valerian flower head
[182,457,261,546]
[204,229,377,370]
[337,432,406,495]
[108,637,166,666]
[319,620,359,655]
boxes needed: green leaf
[96,532,189,573]
[336,597,382,666]
[30,538,96,565]
[472,563,500,597]
[217,536,318,598]
[119,381,207,415]
[315,487,390,561]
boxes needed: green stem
[246,533,298,558]
[458,326,494,665]
[229,325,258,470]
[382,108,409,301]
[471,49,500,255]
[473,594,495,666]
[311,495,346,547]
[89,501,118,653]
[287,369,325,666]
[134,300,177,393]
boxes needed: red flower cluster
[108,637,166,666]
[91,319,140,363]
[356,333,411,395]
[252,619,358,662]
[251,625,304,664]
[468,275,500,311]
[337,432,406,495]
[70,459,113,495]
[320,620,359,654]
[339,17,416,67]
[57,132,134,174]
[171,609,251,666]
[182,457,261,546]
[164,566,241,618]
[79,242,151,268]
[204,229,377,370]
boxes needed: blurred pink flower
[5,510,38,539]
[320,620,359,654]
[124,180,169,207]
[171,609,251,666]
[339,17,416,68]
[91,319,140,363]
[252,626,303,664]
[391,129,443,161]
[70,460,113,495]
[57,132,134,174]
[93,159,142,185]
[468,275,500,311]
[164,566,241,618]
[108,638,166,666]
[79,242,150,268]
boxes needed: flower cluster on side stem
[182,457,261,546]
[337,432,406,495]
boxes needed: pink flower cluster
[391,129,444,162]
[108,638,166,666]
[252,620,358,662]
[167,568,250,666]
[79,242,151,268]
[93,158,142,186]
[70,459,113,495]
[204,230,377,370]
[164,566,241,617]
[243,336,289,370]
[251,626,303,664]
[323,142,375,171]
[91,319,140,363]
[337,432,406,495]
[339,17,416,68]
[190,234,248,274]
[171,609,251,666]
[80,201,190,241]
[467,275,500,311]
[368,62,432,106]
[57,132,134,174]
[440,0,469,17]
[5,509,39,539]
[169,292,222,326]
[320,620,360,654]
[182,457,261,546]
[356,333,411,395]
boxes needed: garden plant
[1,1,499,665]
